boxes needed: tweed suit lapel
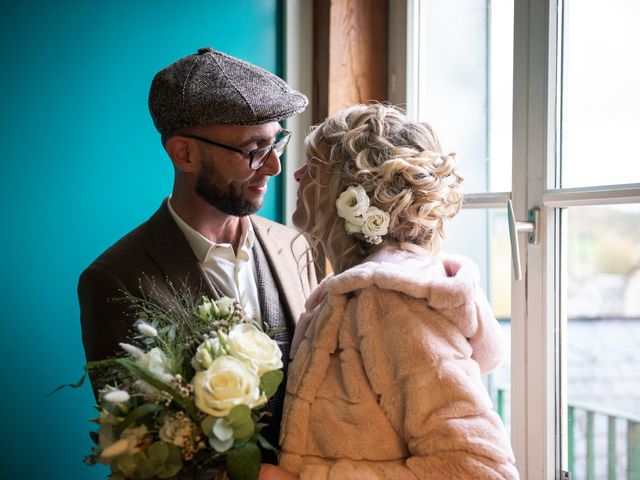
[144,199,220,300]
[251,216,306,327]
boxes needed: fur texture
[280,249,519,479]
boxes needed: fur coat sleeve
[280,251,519,479]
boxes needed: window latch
[507,199,540,281]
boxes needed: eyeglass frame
[181,129,292,170]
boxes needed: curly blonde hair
[298,103,463,272]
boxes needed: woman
[262,104,519,479]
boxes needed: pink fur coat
[279,249,520,479]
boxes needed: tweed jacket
[280,249,519,480]
[78,199,317,370]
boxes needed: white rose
[344,220,363,234]
[361,206,390,244]
[227,324,283,376]
[193,355,266,417]
[216,297,236,316]
[336,185,370,221]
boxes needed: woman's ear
[165,136,199,173]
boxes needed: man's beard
[195,162,262,217]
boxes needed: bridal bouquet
[65,291,284,480]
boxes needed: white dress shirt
[167,198,262,324]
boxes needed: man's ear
[165,136,199,173]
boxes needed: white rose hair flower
[336,185,390,245]
[361,206,390,245]
[336,185,370,223]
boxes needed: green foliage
[115,403,161,436]
[227,442,261,480]
[259,370,283,399]
[254,433,278,453]
[115,358,199,419]
[201,415,216,437]
[110,442,183,479]
[227,405,254,442]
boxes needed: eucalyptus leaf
[201,416,216,436]
[136,454,159,479]
[209,435,234,452]
[158,444,183,479]
[146,441,170,467]
[227,405,254,442]
[213,418,234,441]
[259,370,283,399]
[227,442,261,480]
[227,405,251,425]
[112,453,139,477]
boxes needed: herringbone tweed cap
[149,47,308,136]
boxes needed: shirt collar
[167,197,255,263]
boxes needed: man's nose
[259,148,282,176]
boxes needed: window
[391,0,640,477]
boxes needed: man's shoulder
[82,220,152,278]
[251,215,301,240]
[82,202,170,277]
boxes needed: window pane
[442,208,512,434]
[560,0,640,188]
[415,0,513,192]
[564,204,640,479]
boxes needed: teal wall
[0,1,282,478]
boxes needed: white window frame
[284,0,314,227]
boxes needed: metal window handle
[507,199,540,281]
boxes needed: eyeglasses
[183,129,292,170]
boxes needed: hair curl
[298,103,463,272]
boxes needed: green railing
[495,386,640,479]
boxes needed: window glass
[561,0,640,188]
[564,204,640,479]
[415,0,513,192]
[442,208,512,433]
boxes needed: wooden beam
[313,0,389,121]
[328,0,389,114]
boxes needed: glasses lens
[275,134,291,155]
[251,148,271,169]
[250,132,291,170]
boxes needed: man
[78,47,317,462]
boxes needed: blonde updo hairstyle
[299,104,463,273]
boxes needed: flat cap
[149,47,308,136]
